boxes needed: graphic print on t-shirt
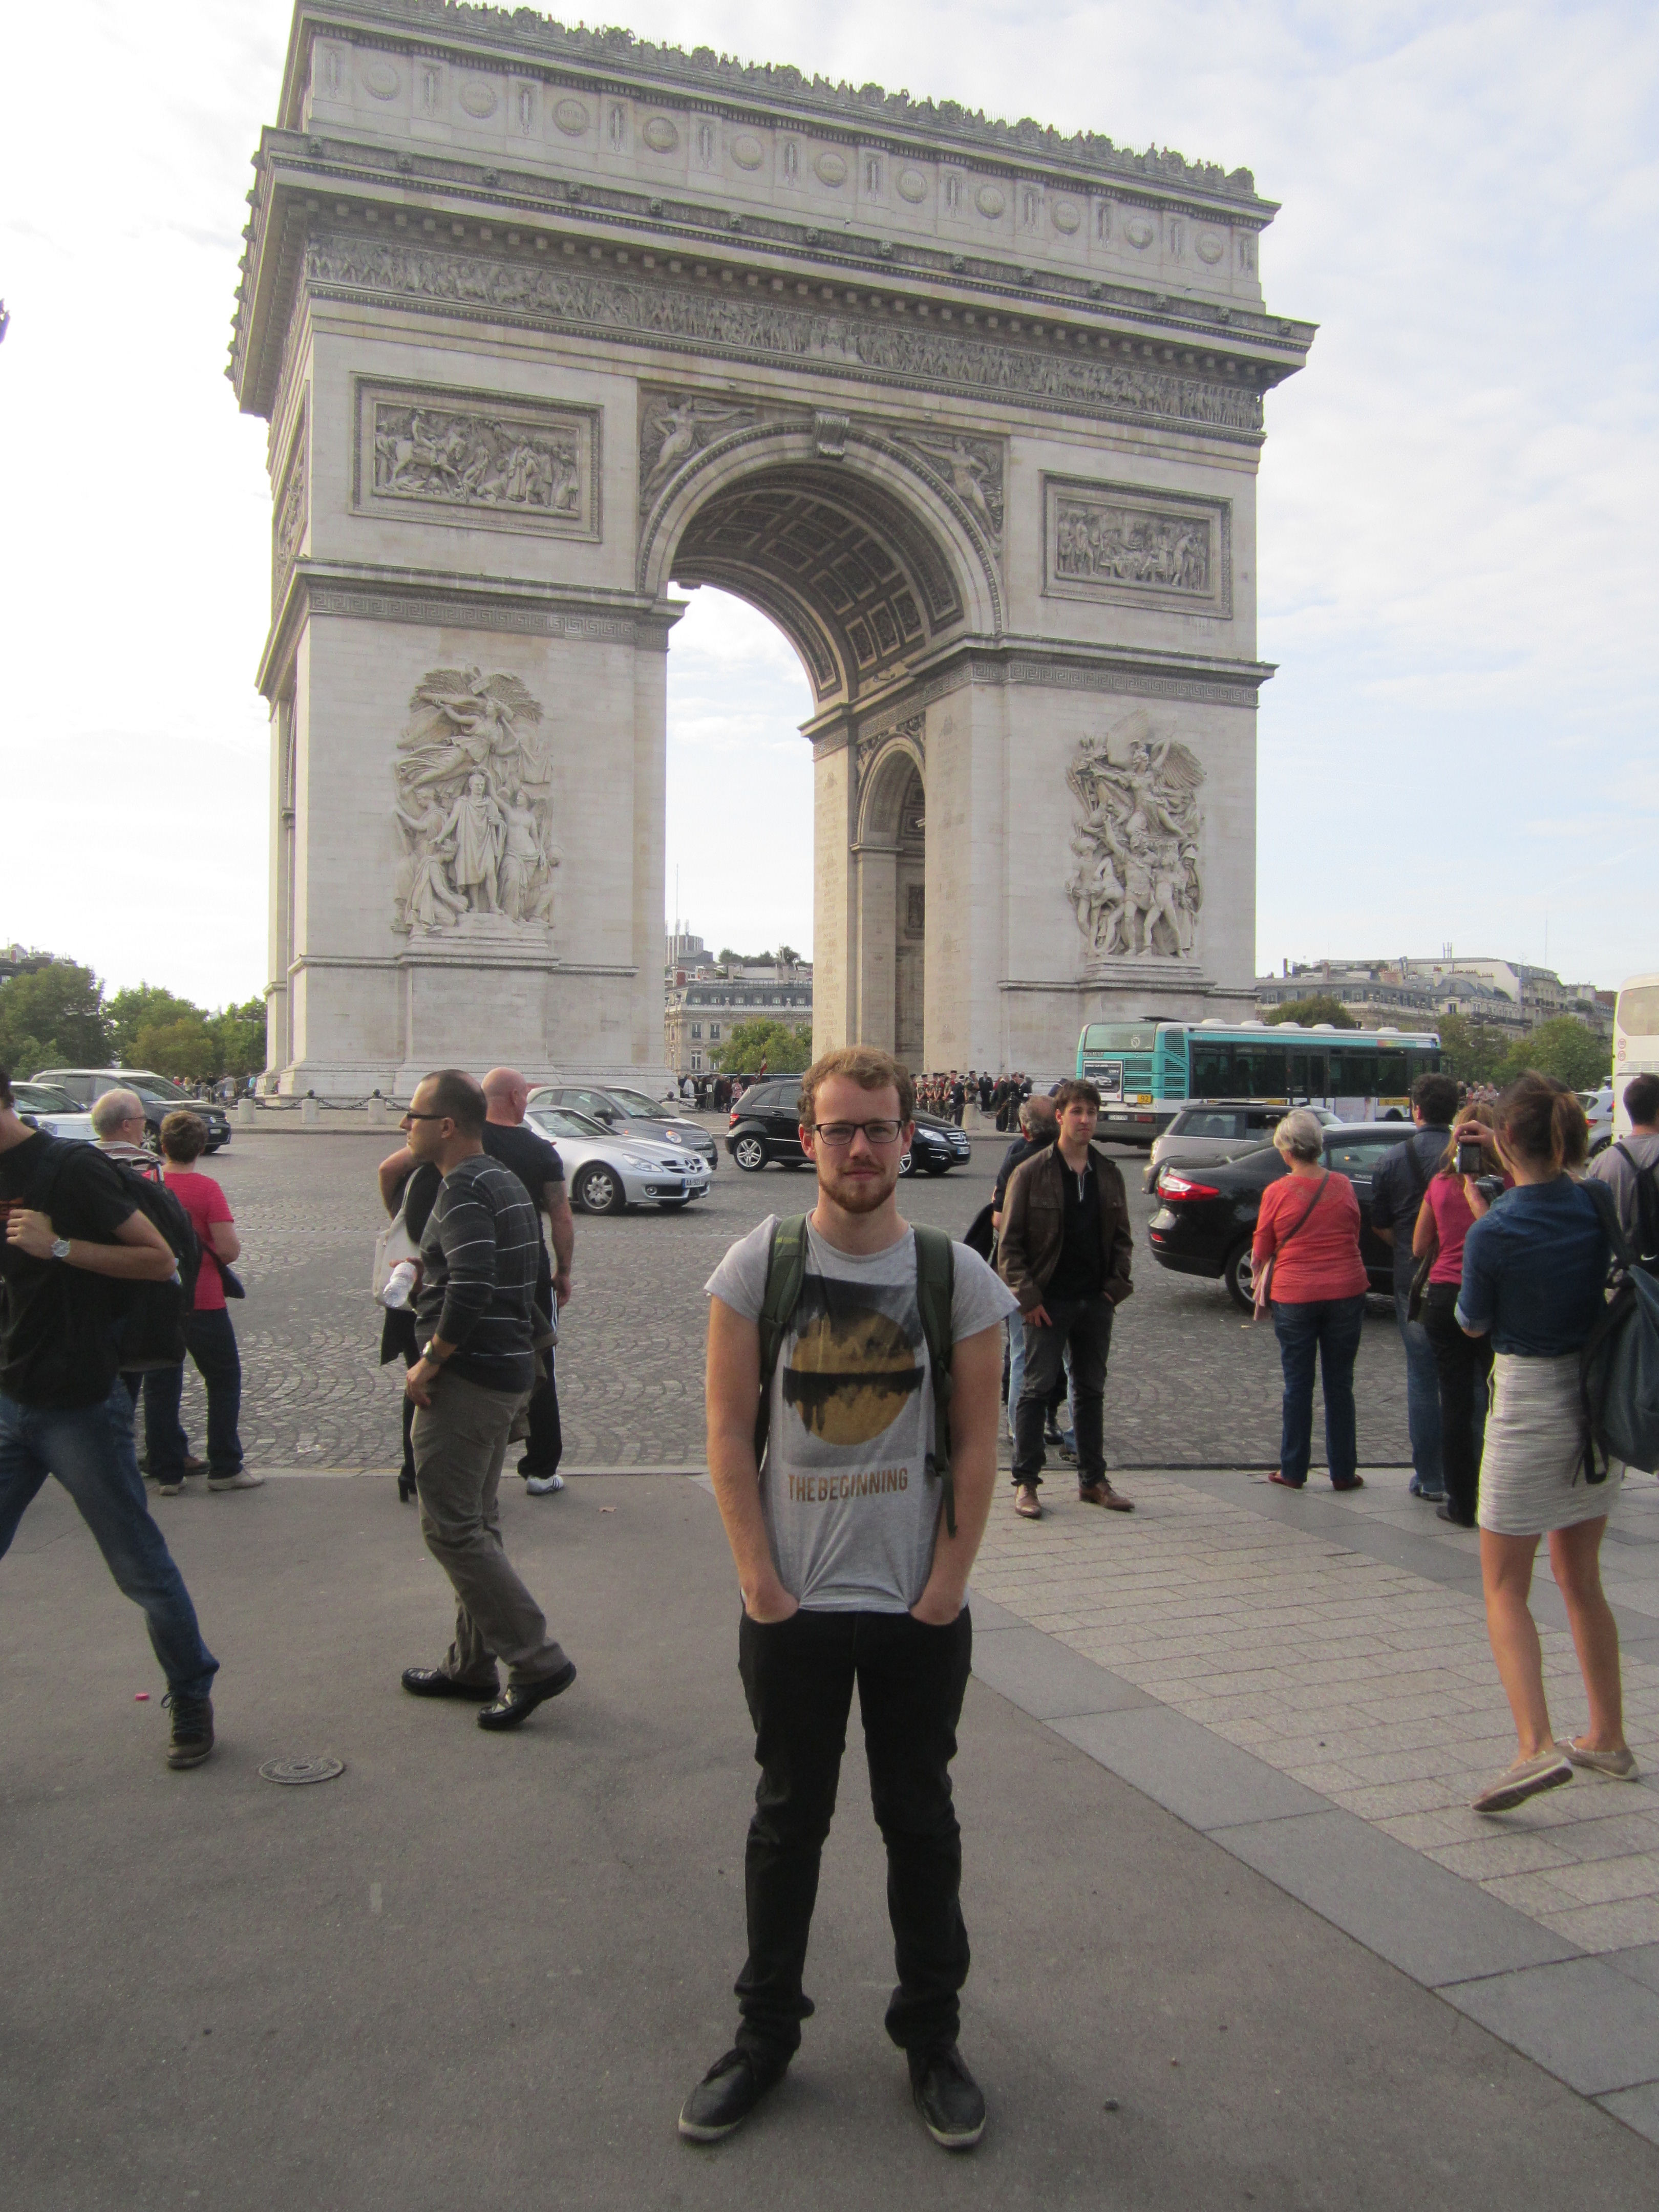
[782,1274,923,1448]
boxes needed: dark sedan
[1147,1121,1414,1311]
[725,1081,971,1176]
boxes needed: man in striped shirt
[399,1068,577,1731]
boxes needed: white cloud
[1,0,1652,1006]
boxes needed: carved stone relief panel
[885,427,1004,549]
[352,380,600,540]
[1043,475,1231,619]
[1066,712,1204,964]
[637,386,761,513]
[271,395,308,612]
[390,668,562,940]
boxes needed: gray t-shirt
[1588,1131,1659,1251]
[706,1215,1016,1613]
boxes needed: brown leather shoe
[1079,1480,1134,1513]
[1013,1483,1043,1520]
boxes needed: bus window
[1231,1045,1289,1097]
[1376,1048,1410,1093]
[1190,1042,1232,1095]
[1329,1047,1378,1095]
[1618,985,1659,1034]
[1282,1046,1327,1096]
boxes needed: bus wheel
[1223,1239,1258,1314]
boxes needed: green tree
[134,1016,216,1081]
[1435,1010,1512,1087]
[0,961,111,1072]
[1499,1017,1610,1093]
[209,998,267,1080]
[712,1018,814,1075]
[1261,993,1357,1028]
[108,983,205,1063]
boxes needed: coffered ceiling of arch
[670,468,964,704]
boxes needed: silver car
[525,1104,710,1215]
[528,1082,718,1168]
[1144,1102,1341,1193]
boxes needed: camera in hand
[1456,1137,1486,1176]
[1473,1174,1505,1206]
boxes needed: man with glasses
[681,1048,1013,2153]
[397,1068,577,1731]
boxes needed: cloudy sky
[2,1,1654,1009]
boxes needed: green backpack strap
[913,1224,958,1538]
[754,1215,810,1462]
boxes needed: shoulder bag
[1252,1172,1332,1322]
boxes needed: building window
[691,1052,701,1071]
[691,1023,701,1039]
[709,1023,720,1040]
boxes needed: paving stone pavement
[187,1124,1414,1473]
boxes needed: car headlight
[618,1153,656,1171]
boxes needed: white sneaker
[208,1470,266,1492]
[524,1472,565,1496]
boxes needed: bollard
[366,1094,387,1130]
[238,1097,257,1129]
[300,1094,320,1128]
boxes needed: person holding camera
[1252,1108,1370,1492]
[1456,1074,1632,1813]
[1411,1103,1510,1529]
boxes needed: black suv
[1147,1121,1412,1310]
[32,1068,232,1154]
[726,1081,971,1176]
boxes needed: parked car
[528,1083,717,1169]
[10,1079,97,1140]
[31,1068,232,1153]
[1580,1084,1614,1156]
[1144,1102,1341,1193]
[524,1104,710,1215]
[725,1081,971,1176]
[1147,1121,1414,1311]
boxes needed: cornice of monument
[277,0,1274,213]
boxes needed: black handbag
[206,1247,246,1300]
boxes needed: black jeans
[734,1606,973,2063]
[1013,1295,1114,1485]
[134,1309,244,1478]
[1422,1282,1493,1524]
[1270,1294,1365,1485]
[516,1354,562,1479]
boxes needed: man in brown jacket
[997,1078,1135,1520]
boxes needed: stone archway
[236,2,1309,1092]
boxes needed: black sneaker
[677,2047,786,2142]
[908,2043,986,2150]
[163,1691,215,1770]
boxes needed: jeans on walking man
[682,1048,1011,2152]
[1369,1073,1456,1500]
[998,1079,1135,1520]
[480,1067,574,1495]
[0,1066,220,1768]
[991,1095,1057,1442]
[397,1068,576,1732]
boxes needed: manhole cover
[258,1755,345,1786]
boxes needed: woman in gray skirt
[1457,1074,1635,1813]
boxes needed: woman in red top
[1411,1103,1506,1529]
[148,1112,260,1494]
[1251,1109,1370,1492]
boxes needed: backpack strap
[754,1215,810,1462]
[913,1224,958,1538]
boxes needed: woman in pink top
[148,1112,261,1494]
[1251,1109,1370,1492]
[1411,1103,1506,1529]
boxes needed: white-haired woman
[1251,1108,1370,1493]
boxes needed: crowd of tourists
[2,1043,1655,2150]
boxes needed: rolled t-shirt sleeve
[950,1244,1018,1339]
[704,1216,775,1323]
[1455,1216,1497,1335]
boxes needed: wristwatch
[50,1236,71,1261]
[420,1338,449,1363]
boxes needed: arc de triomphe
[232,0,1311,1093]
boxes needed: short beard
[817,1160,899,1215]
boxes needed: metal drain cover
[259,1755,345,1786]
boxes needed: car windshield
[126,1073,197,1103]
[14,1082,77,1111]
[605,1087,667,1118]
[530,1108,607,1139]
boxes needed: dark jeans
[1393,1263,1444,1491]
[1422,1283,1493,1523]
[1271,1294,1366,1485]
[0,1381,218,1698]
[516,1353,562,1479]
[1012,1295,1114,1485]
[135,1309,244,1478]
[734,1606,973,2062]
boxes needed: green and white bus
[1075,1019,1445,1147]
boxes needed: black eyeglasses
[811,1119,906,1147]
[401,1110,448,1121]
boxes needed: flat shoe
[1267,1470,1304,1490]
[1078,1480,1133,1513]
[1472,1749,1573,1814]
[401,1666,499,1701]
[678,2047,786,2142]
[1013,1485,1043,1520]
[1331,1476,1365,1492]
[477,1658,578,1730]
[1557,1738,1639,1780]
[1436,1502,1476,1527]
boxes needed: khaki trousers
[411,1369,569,1689]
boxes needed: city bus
[1075,1018,1444,1147]
[1613,974,1659,1140]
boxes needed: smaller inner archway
[856,741,928,1072]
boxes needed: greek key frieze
[306,235,1264,442]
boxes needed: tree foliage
[0,962,112,1074]
[0,955,265,1083]
[1434,1011,1513,1087]
[1261,994,1357,1029]
[1499,1017,1610,1092]
[108,984,203,1064]
[712,1018,814,1075]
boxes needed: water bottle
[380,1260,418,1310]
